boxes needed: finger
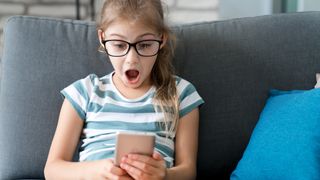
[126,154,159,167]
[115,174,134,180]
[122,156,158,174]
[152,151,164,160]
[110,165,128,176]
[152,152,167,169]
[121,175,134,180]
[120,162,149,180]
[108,174,132,180]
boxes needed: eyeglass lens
[104,40,161,57]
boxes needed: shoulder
[174,75,195,87]
[174,75,197,97]
[63,73,112,97]
[75,73,112,89]
[82,73,111,85]
[174,75,204,117]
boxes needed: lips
[125,69,140,84]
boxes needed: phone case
[114,131,155,166]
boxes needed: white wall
[219,0,273,20]
[297,0,320,11]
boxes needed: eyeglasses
[101,39,163,57]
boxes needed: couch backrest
[1,12,320,179]
[172,11,320,179]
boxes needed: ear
[160,33,168,49]
[97,29,105,47]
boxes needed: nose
[125,46,140,64]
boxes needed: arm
[44,99,130,180]
[166,107,199,180]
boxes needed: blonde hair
[97,0,179,139]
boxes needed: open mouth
[125,69,140,83]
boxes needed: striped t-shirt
[61,72,204,167]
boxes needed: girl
[44,0,204,179]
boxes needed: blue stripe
[90,74,155,103]
[98,75,111,84]
[74,80,90,106]
[175,76,182,84]
[155,143,174,158]
[86,121,166,132]
[93,89,154,103]
[95,87,154,102]
[180,99,204,117]
[94,90,123,101]
[87,102,155,113]
[88,74,102,84]
[179,83,196,102]
[156,149,174,168]
[84,150,115,161]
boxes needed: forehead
[104,19,159,40]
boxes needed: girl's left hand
[120,151,167,180]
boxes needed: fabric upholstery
[1,12,320,179]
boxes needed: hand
[120,151,167,180]
[86,158,133,180]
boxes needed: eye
[110,41,127,50]
[137,42,153,49]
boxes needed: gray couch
[1,12,320,179]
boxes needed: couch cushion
[0,16,112,179]
[231,88,320,179]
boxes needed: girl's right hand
[86,159,133,180]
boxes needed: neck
[112,74,153,100]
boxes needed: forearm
[166,164,196,180]
[44,160,93,180]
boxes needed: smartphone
[114,131,155,166]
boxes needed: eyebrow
[108,33,158,40]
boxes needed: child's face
[99,20,165,89]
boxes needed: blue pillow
[231,88,320,180]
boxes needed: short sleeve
[177,77,204,118]
[60,74,96,120]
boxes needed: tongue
[126,70,139,80]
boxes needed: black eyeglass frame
[101,39,163,57]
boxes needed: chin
[124,81,142,89]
